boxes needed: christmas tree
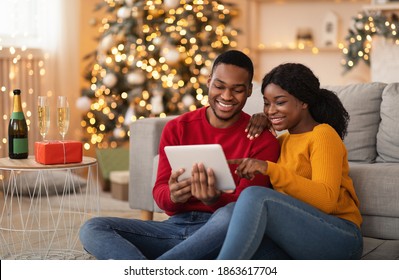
[79,0,239,149]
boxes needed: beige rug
[0,187,167,260]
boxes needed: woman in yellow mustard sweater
[217,63,363,260]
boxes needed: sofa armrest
[128,116,176,211]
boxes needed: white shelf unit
[243,0,372,85]
[364,2,399,11]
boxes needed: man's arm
[152,120,191,213]
[205,131,280,211]
[152,116,280,213]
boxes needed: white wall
[257,2,362,48]
[228,0,368,86]
[371,36,399,83]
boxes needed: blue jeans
[217,187,363,260]
[79,206,233,260]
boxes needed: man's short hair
[211,50,254,82]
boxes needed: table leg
[0,164,99,260]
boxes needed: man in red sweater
[79,50,280,259]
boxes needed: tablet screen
[164,144,236,191]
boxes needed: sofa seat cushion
[361,215,399,240]
[376,83,399,163]
[362,237,399,260]
[326,83,386,163]
[349,162,399,239]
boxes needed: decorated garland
[342,11,399,72]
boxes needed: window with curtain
[0,0,43,48]
[0,0,75,158]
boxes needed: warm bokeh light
[342,11,399,72]
[0,47,47,155]
[80,0,239,149]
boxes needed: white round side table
[0,156,100,259]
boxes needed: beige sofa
[129,82,399,259]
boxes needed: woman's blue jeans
[217,186,363,260]
[79,205,233,260]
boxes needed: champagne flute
[57,96,70,141]
[38,96,50,142]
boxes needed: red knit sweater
[153,107,280,216]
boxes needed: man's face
[207,63,252,128]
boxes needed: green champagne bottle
[8,89,29,159]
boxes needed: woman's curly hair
[261,63,349,139]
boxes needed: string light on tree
[80,0,239,150]
[341,11,399,72]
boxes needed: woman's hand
[228,158,268,180]
[245,112,276,139]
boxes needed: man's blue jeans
[217,186,364,260]
[79,205,233,260]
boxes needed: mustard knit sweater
[266,124,362,228]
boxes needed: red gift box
[35,141,83,165]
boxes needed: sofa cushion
[362,237,399,260]
[376,83,399,163]
[349,162,399,239]
[361,215,399,240]
[326,83,386,163]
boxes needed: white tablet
[164,144,236,191]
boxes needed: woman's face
[263,83,309,134]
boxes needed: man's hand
[245,112,276,139]
[228,158,268,180]
[169,169,192,203]
[191,163,221,205]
